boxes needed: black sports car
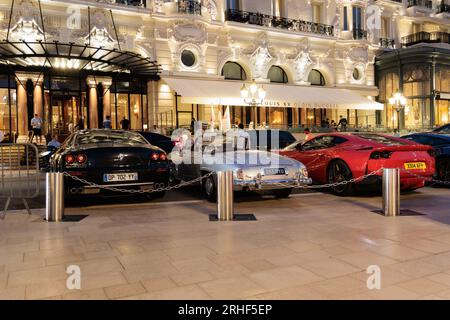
[137,131,175,154]
[432,123,450,134]
[402,132,450,183]
[50,129,170,198]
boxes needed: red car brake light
[76,154,87,164]
[65,154,75,164]
[151,153,159,161]
[159,153,167,161]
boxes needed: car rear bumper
[234,177,312,191]
[64,168,170,195]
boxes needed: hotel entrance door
[51,92,81,137]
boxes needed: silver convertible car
[170,135,312,201]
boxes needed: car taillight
[370,151,392,159]
[159,153,167,161]
[427,149,440,157]
[151,153,159,161]
[65,154,75,164]
[76,154,87,164]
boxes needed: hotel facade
[0,0,448,141]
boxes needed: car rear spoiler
[371,145,433,153]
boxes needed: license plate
[103,172,138,182]
[264,168,286,175]
[404,162,427,170]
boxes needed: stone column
[147,80,159,129]
[102,80,112,121]
[16,78,28,142]
[33,79,43,130]
[87,77,98,129]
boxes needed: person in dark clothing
[75,118,84,130]
[238,123,244,130]
[338,115,348,132]
[190,118,196,133]
[120,117,130,130]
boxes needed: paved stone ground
[1,187,450,300]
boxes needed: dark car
[50,129,170,198]
[402,133,450,183]
[137,131,175,154]
[39,146,58,172]
[246,129,296,151]
[432,124,450,134]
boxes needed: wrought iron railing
[437,2,450,13]
[353,28,367,40]
[177,0,202,15]
[225,9,334,37]
[96,0,146,7]
[379,38,395,49]
[407,0,433,9]
[401,31,450,47]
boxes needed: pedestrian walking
[103,116,112,129]
[120,117,130,130]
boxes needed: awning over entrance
[0,40,161,77]
[162,77,383,110]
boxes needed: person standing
[30,113,43,144]
[120,116,130,130]
[338,115,348,132]
[304,128,313,142]
[103,116,112,129]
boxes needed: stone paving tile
[334,251,399,269]
[62,288,108,300]
[397,278,449,296]
[170,271,215,286]
[255,285,328,300]
[141,277,178,293]
[305,276,369,298]
[198,276,266,300]
[366,285,421,300]
[104,282,147,299]
[300,258,362,279]
[139,284,211,300]
[248,266,323,291]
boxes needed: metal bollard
[45,172,65,222]
[216,171,234,221]
[382,168,400,217]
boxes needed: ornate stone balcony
[225,9,334,37]
[352,28,367,40]
[379,38,395,49]
[177,0,202,15]
[401,31,450,47]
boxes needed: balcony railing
[437,2,450,13]
[96,0,146,8]
[353,28,367,40]
[177,0,202,15]
[401,31,450,47]
[379,38,395,49]
[407,0,433,9]
[225,9,334,37]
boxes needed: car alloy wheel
[203,174,217,202]
[328,160,354,196]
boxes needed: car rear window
[75,131,148,146]
[354,134,408,146]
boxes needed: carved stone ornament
[9,0,45,41]
[168,20,207,45]
[202,0,218,20]
[249,46,272,80]
[292,51,313,83]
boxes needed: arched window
[308,69,325,86]
[222,62,247,80]
[268,66,288,83]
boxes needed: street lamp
[240,79,266,128]
[389,92,407,133]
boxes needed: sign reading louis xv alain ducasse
[262,100,339,109]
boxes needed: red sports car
[279,133,435,195]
